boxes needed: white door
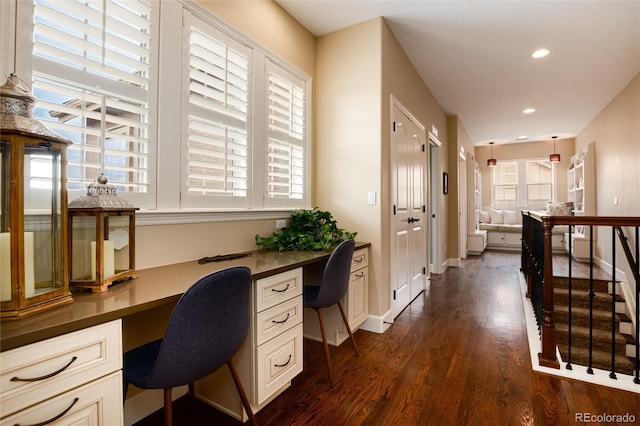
[391,102,426,318]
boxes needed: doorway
[391,99,426,318]
[429,134,442,274]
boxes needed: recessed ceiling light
[517,135,528,140]
[532,49,550,59]
[523,108,536,114]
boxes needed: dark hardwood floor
[134,251,639,425]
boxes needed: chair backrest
[312,239,355,308]
[141,266,252,389]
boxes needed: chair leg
[337,301,359,356]
[315,307,335,386]
[188,382,195,398]
[163,387,173,426]
[227,361,258,426]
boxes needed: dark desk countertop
[1,242,370,352]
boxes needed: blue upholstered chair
[303,239,359,386]
[123,266,257,426]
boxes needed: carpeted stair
[553,277,636,376]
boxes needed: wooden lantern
[68,174,138,292]
[1,74,73,320]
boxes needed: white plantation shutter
[526,160,552,206]
[265,62,306,206]
[183,19,250,207]
[493,161,518,206]
[31,0,152,198]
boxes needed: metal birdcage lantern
[68,174,138,292]
[1,74,73,320]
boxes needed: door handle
[408,217,421,223]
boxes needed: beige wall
[314,17,449,317]
[135,0,315,270]
[447,116,474,259]
[475,138,574,208]
[315,18,384,314]
[575,73,639,296]
[381,21,449,275]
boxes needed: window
[265,62,306,205]
[180,11,309,210]
[492,158,556,207]
[30,0,154,206]
[526,160,552,206]
[183,18,251,208]
[13,0,310,215]
[493,161,518,207]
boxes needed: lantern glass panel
[23,146,63,296]
[70,215,97,281]
[108,215,131,275]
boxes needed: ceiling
[275,1,640,146]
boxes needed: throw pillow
[479,210,491,224]
[503,210,518,224]
[546,201,574,216]
[489,209,504,224]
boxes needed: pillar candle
[0,232,36,301]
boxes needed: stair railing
[521,211,640,384]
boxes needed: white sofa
[478,207,569,252]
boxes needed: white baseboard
[359,309,393,333]
[124,386,188,426]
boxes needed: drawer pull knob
[355,272,365,278]
[15,397,79,426]
[274,354,292,368]
[10,356,78,382]
[272,313,290,324]
[354,257,364,263]
[271,283,290,293]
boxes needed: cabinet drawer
[255,323,303,404]
[487,232,504,245]
[255,296,303,346]
[0,320,122,416]
[504,233,521,246]
[351,248,368,270]
[255,268,302,312]
[1,371,122,426]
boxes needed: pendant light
[487,142,497,167]
[549,136,560,162]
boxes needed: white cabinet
[566,142,595,261]
[347,248,369,329]
[196,268,303,421]
[467,162,486,255]
[468,230,487,255]
[303,247,369,346]
[0,320,123,425]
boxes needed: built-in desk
[1,242,370,424]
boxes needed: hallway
[135,251,639,425]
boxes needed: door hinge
[422,144,426,152]
[422,205,426,213]
[393,290,396,300]
[393,121,396,132]
[393,205,396,215]
[422,267,426,275]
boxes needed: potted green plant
[255,208,357,251]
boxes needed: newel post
[538,216,560,368]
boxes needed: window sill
[135,209,293,226]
